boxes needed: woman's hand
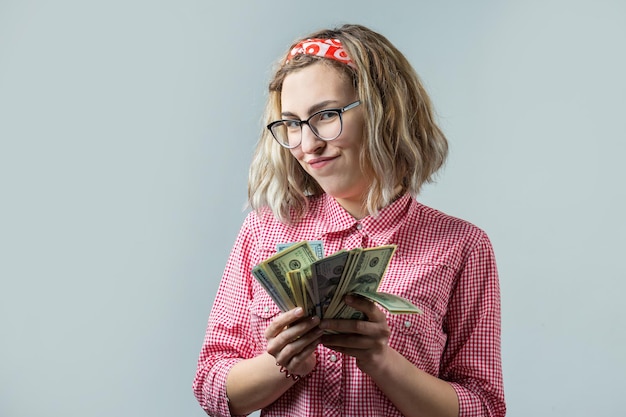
[265,307,323,378]
[319,295,391,375]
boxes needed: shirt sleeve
[192,214,259,417]
[440,232,506,417]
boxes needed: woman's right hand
[226,309,322,415]
[265,307,322,378]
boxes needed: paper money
[287,270,312,316]
[277,240,324,259]
[253,241,422,319]
[252,265,294,311]
[351,290,423,314]
[260,241,318,309]
[308,250,350,318]
[326,246,396,319]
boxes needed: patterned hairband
[285,38,355,67]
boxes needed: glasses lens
[310,110,341,140]
[271,121,301,148]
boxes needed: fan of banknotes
[252,240,422,319]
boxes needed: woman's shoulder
[392,200,495,268]
[412,200,488,239]
[242,197,326,248]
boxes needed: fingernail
[294,307,303,315]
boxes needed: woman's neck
[335,185,404,220]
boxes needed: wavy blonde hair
[248,24,448,223]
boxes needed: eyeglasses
[267,100,361,149]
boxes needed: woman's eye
[285,120,300,129]
[319,111,338,121]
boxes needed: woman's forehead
[280,63,354,112]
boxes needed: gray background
[1,0,624,416]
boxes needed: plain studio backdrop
[1,1,624,416]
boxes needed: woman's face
[281,62,370,218]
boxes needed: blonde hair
[248,24,448,223]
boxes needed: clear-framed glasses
[267,100,361,149]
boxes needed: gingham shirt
[193,193,505,417]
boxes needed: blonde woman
[194,24,505,417]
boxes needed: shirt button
[404,320,412,328]
[356,223,362,230]
[263,306,270,313]
[329,354,338,362]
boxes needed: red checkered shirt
[193,193,505,417]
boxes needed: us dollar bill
[254,241,421,321]
[351,290,423,314]
[287,270,312,316]
[277,240,324,259]
[260,241,318,309]
[252,265,294,311]
[324,248,361,318]
[327,245,396,319]
[307,250,350,318]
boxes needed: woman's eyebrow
[281,100,339,119]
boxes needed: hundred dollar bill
[277,240,324,259]
[351,290,423,314]
[329,248,363,309]
[255,241,410,322]
[287,270,316,317]
[261,241,318,309]
[251,265,293,312]
[299,265,317,314]
[323,248,360,318]
[286,270,303,309]
[327,245,397,319]
[307,250,350,318]
[323,248,363,317]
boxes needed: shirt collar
[315,193,415,245]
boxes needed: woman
[193,24,506,417]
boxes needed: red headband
[286,38,355,67]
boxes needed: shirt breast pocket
[249,283,281,353]
[387,304,447,377]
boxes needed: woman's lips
[307,156,338,169]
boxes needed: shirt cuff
[203,358,245,417]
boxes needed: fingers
[277,335,319,370]
[345,295,385,321]
[320,295,386,335]
[268,315,321,357]
[265,307,322,375]
[270,320,322,376]
[319,295,390,357]
[320,316,372,336]
[265,307,305,339]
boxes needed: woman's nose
[300,124,325,153]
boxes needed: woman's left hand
[319,294,391,375]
